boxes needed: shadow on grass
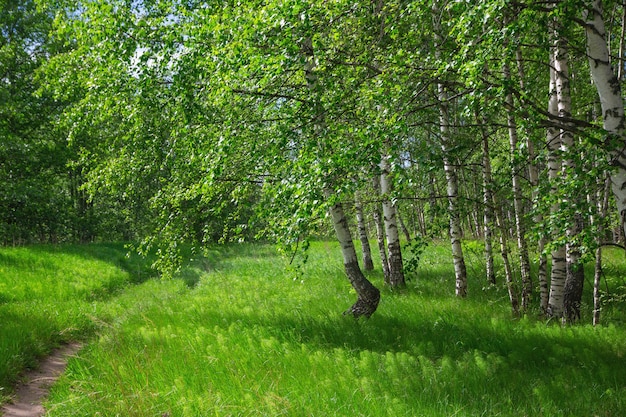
[206,304,626,414]
[53,243,159,284]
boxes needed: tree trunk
[380,154,406,288]
[553,24,584,324]
[477,109,496,286]
[415,199,427,236]
[546,35,567,318]
[564,253,584,321]
[355,194,374,271]
[503,59,533,311]
[301,37,380,317]
[584,0,626,241]
[516,46,548,312]
[439,98,467,298]
[372,175,391,284]
[619,0,626,81]
[328,201,381,318]
[397,208,411,242]
[433,1,467,297]
[495,202,520,316]
[427,173,438,236]
[594,176,611,326]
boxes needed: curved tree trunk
[301,37,379,317]
[329,200,381,318]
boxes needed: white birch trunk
[503,59,532,311]
[477,110,496,285]
[554,34,585,324]
[355,195,374,271]
[585,0,626,239]
[380,154,406,288]
[593,176,611,326]
[619,4,626,81]
[302,36,380,317]
[328,200,381,318]
[547,39,567,318]
[439,92,468,297]
[372,175,391,284]
[433,1,467,297]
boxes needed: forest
[4,0,626,320]
[2,0,626,415]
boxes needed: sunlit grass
[41,240,626,416]
[0,243,153,402]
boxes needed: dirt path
[1,343,82,417]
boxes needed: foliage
[4,0,625,316]
[402,234,428,278]
[0,0,71,244]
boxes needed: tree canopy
[4,0,626,320]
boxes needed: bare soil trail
[1,343,82,417]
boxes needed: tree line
[3,0,626,322]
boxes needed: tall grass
[0,243,153,402]
[41,241,626,416]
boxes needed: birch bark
[584,0,626,239]
[328,200,381,318]
[380,153,406,288]
[372,175,391,284]
[477,110,496,286]
[355,194,374,271]
[433,1,467,297]
[301,36,380,317]
[547,37,567,318]
[503,58,532,311]
[554,34,584,324]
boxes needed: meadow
[2,240,626,416]
[0,243,154,404]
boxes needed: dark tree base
[343,289,381,319]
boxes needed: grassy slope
[0,243,152,403]
[33,241,626,416]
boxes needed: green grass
[23,240,625,416]
[0,243,154,403]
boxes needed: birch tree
[380,153,406,288]
[354,193,374,271]
[546,29,568,318]
[554,31,585,323]
[503,55,533,311]
[433,0,468,297]
[584,0,626,239]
